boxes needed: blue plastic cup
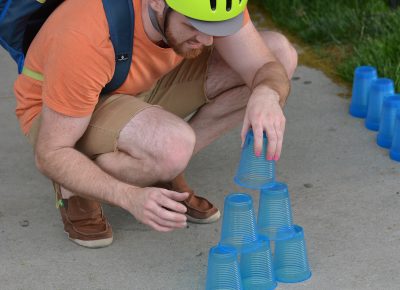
[390,112,400,162]
[377,95,400,148]
[365,78,395,131]
[257,182,295,241]
[220,193,258,253]
[205,245,243,290]
[240,237,277,290]
[274,225,312,283]
[349,66,378,118]
[234,130,275,190]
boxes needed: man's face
[165,11,213,59]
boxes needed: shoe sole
[65,231,113,248]
[186,210,221,224]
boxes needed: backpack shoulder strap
[101,0,135,94]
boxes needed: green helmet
[165,0,248,21]
[165,0,248,36]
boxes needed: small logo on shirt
[117,54,129,62]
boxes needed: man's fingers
[241,120,251,148]
[265,123,278,161]
[154,204,186,223]
[147,220,174,232]
[159,190,188,213]
[252,126,264,157]
[274,119,286,160]
[163,189,189,202]
[150,213,187,229]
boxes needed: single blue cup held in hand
[377,95,400,148]
[349,66,378,118]
[234,130,275,190]
[220,193,258,253]
[274,225,312,283]
[205,245,243,290]
[257,182,294,241]
[389,112,400,162]
[240,237,277,290]
[365,78,395,131]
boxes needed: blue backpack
[0,0,134,93]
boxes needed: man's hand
[241,86,286,161]
[126,187,189,232]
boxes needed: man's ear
[148,0,165,14]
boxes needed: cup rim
[354,65,377,78]
[225,193,253,205]
[240,236,271,254]
[209,244,237,257]
[233,176,275,190]
[260,181,288,193]
[372,78,394,88]
[383,95,400,107]
[274,225,304,241]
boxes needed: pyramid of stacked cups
[349,66,400,161]
[205,130,311,290]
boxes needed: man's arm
[214,21,290,160]
[34,104,188,232]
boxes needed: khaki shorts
[27,48,212,159]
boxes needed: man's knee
[156,122,196,181]
[259,31,298,77]
[118,107,196,181]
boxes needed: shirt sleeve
[42,30,114,117]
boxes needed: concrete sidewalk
[1,46,400,290]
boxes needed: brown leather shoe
[182,192,221,224]
[159,173,221,224]
[54,183,113,248]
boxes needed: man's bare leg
[171,31,298,190]
[191,31,298,154]
[60,107,195,198]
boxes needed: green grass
[255,0,400,91]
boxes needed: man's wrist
[110,181,139,210]
[251,61,290,108]
[252,85,280,103]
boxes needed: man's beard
[165,29,204,59]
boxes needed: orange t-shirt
[14,0,250,134]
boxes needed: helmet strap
[148,3,171,45]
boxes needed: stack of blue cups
[205,130,311,289]
[349,66,378,118]
[206,193,276,290]
[365,78,395,131]
[389,112,400,162]
[377,95,400,149]
[257,183,311,283]
[349,66,400,163]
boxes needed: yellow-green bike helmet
[165,0,248,36]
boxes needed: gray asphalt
[1,46,400,289]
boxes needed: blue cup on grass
[349,66,378,118]
[274,225,312,283]
[234,130,275,190]
[365,78,395,131]
[240,237,277,290]
[377,95,400,148]
[257,182,294,241]
[205,245,243,290]
[220,193,258,253]
[390,112,400,162]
